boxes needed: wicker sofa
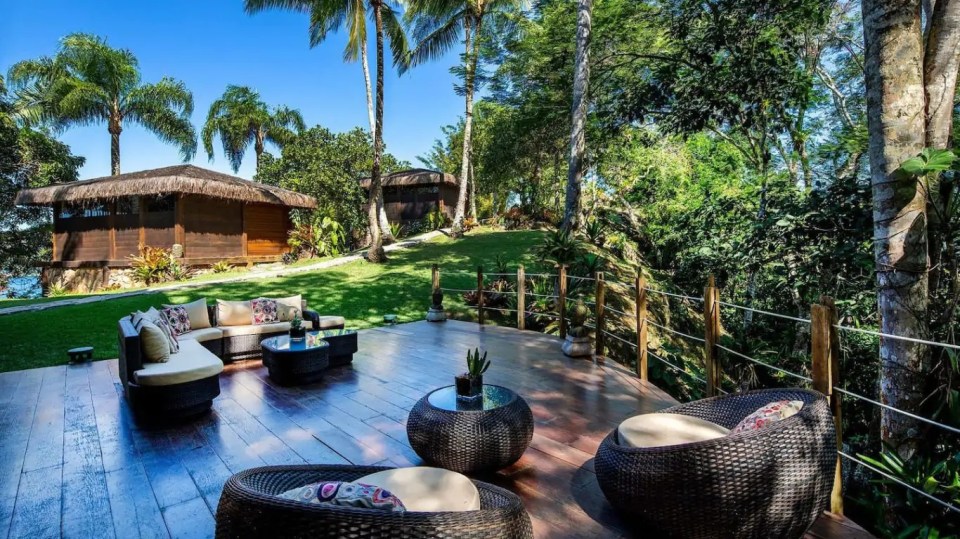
[117,298,345,420]
[594,388,835,539]
[215,465,534,539]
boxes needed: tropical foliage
[7,33,196,174]
[202,85,304,173]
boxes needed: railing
[429,263,960,520]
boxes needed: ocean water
[1,275,42,299]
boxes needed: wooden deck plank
[0,320,873,538]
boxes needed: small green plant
[290,313,303,330]
[47,283,69,297]
[576,253,604,276]
[129,244,173,284]
[494,254,510,274]
[584,218,606,247]
[288,214,346,258]
[167,260,192,281]
[426,207,448,230]
[389,222,405,239]
[211,260,232,274]
[537,228,581,267]
[466,348,490,377]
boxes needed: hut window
[145,195,175,213]
[414,186,439,194]
[82,204,109,217]
[59,203,107,218]
[116,197,140,215]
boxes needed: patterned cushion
[161,306,192,336]
[252,298,279,325]
[731,400,804,434]
[277,481,405,512]
[269,295,303,321]
[162,298,211,329]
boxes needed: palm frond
[126,99,198,162]
[382,4,412,70]
[244,0,313,14]
[404,8,466,72]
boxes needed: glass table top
[427,385,516,412]
[316,329,357,338]
[263,332,330,352]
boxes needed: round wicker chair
[215,464,534,539]
[594,388,835,539]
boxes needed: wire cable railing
[603,329,638,349]
[835,324,960,351]
[644,288,704,303]
[839,452,960,514]
[647,349,707,385]
[715,344,813,383]
[644,318,706,343]
[717,301,811,324]
[833,386,960,436]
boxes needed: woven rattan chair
[215,464,534,539]
[594,388,835,539]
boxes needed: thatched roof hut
[18,165,316,292]
[16,164,316,209]
[360,168,459,223]
[359,168,458,189]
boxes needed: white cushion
[178,327,223,343]
[617,413,730,448]
[218,320,313,338]
[268,294,303,321]
[163,298,211,329]
[131,311,171,362]
[217,299,253,326]
[355,467,480,512]
[316,316,345,329]
[133,340,223,387]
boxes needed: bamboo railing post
[703,275,721,396]
[595,272,606,359]
[477,266,485,325]
[558,265,568,338]
[517,266,526,330]
[811,296,844,515]
[636,274,648,381]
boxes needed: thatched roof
[359,168,458,189]
[15,164,317,209]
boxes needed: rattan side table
[406,385,534,473]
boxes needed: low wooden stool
[67,346,93,364]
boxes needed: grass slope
[0,229,545,373]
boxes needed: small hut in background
[15,164,316,292]
[360,169,459,224]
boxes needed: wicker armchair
[215,465,534,539]
[594,388,835,539]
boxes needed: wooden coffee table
[260,334,330,386]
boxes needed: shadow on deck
[0,320,872,538]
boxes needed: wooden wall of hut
[244,203,290,256]
[182,196,244,258]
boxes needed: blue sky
[1,0,466,180]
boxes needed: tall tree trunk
[109,115,121,175]
[255,129,265,178]
[469,160,477,218]
[562,0,593,233]
[862,0,929,458]
[366,2,386,263]
[452,14,476,236]
[363,41,395,245]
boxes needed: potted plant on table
[455,348,490,399]
[562,300,593,357]
[289,314,306,342]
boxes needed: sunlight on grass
[0,229,546,373]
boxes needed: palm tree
[404,0,524,235]
[8,33,196,175]
[201,85,305,174]
[245,0,408,262]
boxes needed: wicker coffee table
[316,329,358,366]
[261,333,330,386]
[407,385,534,473]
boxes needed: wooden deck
[0,320,873,538]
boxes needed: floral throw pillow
[731,400,804,434]
[161,306,191,336]
[252,298,279,325]
[277,481,405,512]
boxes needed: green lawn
[0,229,546,373]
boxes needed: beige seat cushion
[217,299,253,326]
[178,327,223,343]
[617,413,730,448]
[218,320,313,338]
[316,316,346,329]
[133,340,223,387]
[269,294,303,321]
[355,467,480,512]
[132,311,172,362]
[163,298,211,329]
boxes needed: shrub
[129,245,173,285]
[46,283,68,297]
[288,214,346,258]
[537,228,581,267]
[389,222,405,239]
[211,260,232,274]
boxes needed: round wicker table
[406,385,534,474]
[260,334,330,386]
